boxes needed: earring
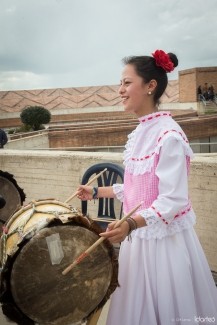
[148,91,152,95]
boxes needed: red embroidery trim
[141,112,171,123]
[151,205,192,224]
[131,129,189,161]
[151,206,169,225]
[151,206,191,225]
[174,206,191,219]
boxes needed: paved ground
[0,309,11,325]
[0,300,110,325]
[212,271,217,285]
[95,301,110,325]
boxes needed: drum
[0,170,26,225]
[0,199,118,325]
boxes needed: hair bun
[167,53,178,68]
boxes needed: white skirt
[106,228,217,325]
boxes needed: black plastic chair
[81,162,124,230]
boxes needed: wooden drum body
[0,200,118,325]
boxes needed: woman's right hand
[99,220,130,243]
[77,185,93,201]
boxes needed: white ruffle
[123,130,194,176]
[132,209,196,240]
[123,129,136,162]
[112,183,124,202]
[137,209,158,226]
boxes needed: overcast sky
[0,0,216,91]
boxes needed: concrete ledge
[7,133,49,149]
[0,150,216,271]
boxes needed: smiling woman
[119,51,178,117]
[77,50,217,325]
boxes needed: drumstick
[64,168,107,203]
[62,201,143,275]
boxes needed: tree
[20,106,51,131]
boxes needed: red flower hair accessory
[152,50,174,73]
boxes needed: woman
[77,50,217,325]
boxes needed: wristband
[92,187,98,199]
[125,218,135,242]
[130,217,138,229]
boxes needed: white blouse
[113,111,196,240]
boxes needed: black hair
[122,52,178,105]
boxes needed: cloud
[183,36,193,41]
[0,0,217,90]
[5,5,16,13]
[0,71,50,91]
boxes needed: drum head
[0,171,26,224]
[10,224,113,325]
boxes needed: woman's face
[119,64,151,117]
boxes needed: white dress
[106,111,217,325]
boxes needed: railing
[214,95,217,105]
[190,142,217,152]
[7,129,47,141]
[198,94,206,106]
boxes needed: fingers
[100,229,126,243]
[107,221,117,231]
[100,221,129,244]
[76,191,85,200]
[76,185,93,201]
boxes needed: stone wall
[0,150,216,271]
[48,125,131,148]
[5,114,217,150]
[188,154,217,271]
[6,133,49,149]
[48,115,217,148]
[178,116,217,139]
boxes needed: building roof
[0,81,179,113]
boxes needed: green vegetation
[8,124,46,134]
[8,129,16,134]
[205,110,217,115]
[20,106,51,131]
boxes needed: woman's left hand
[99,220,130,244]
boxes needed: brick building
[179,67,217,102]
